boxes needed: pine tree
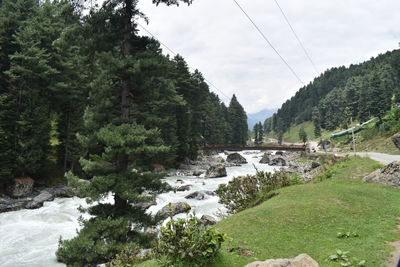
[56,0,193,265]
[228,94,248,144]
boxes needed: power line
[137,22,232,102]
[232,0,305,86]
[273,0,320,74]
[137,22,260,123]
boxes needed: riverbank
[140,156,400,267]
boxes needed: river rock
[270,156,287,166]
[6,177,34,198]
[0,199,30,213]
[185,190,215,200]
[192,170,204,176]
[363,161,400,189]
[177,185,191,192]
[259,153,271,164]
[200,215,217,227]
[311,161,321,169]
[156,202,191,219]
[134,199,157,209]
[25,191,54,209]
[392,133,400,150]
[226,153,247,164]
[205,164,227,178]
[245,253,319,267]
[275,151,285,156]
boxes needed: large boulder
[6,177,35,198]
[226,153,247,164]
[156,202,191,219]
[270,156,287,166]
[177,185,191,192]
[200,215,217,227]
[363,161,400,189]
[245,254,319,267]
[25,191,53,209]
[259,153,271,164]
[392,133,400,150]
[205,164,227,178]
[185,190,215,200]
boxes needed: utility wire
[232,0,305,86]
[138,22,232,102]
[137,22,261,123]
[273,0,320,74]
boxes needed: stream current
[0,151,278,267]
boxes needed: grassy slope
[139,157,400,267]
[211,157,400,267]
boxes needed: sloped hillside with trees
[264,49,400,137]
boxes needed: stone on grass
[392,133,400,150]
[245,253,319,267]
[363,161,400,189]
[200,215,217,227]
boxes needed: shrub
[156,214,225,267]
[215,170,294,214]
[109,245,149,267]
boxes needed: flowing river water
[0,151,278,267]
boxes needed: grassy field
[139,157,400,267]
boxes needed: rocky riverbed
[0,150,295,267]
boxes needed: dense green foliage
[156,214,225,267]
[252,122,264,144]
[215,170,294,214]
[0,0,247,265]
[265,50,400,133]
[0,0,247,185]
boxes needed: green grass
[282,121,315,143]
[139,156,400,267]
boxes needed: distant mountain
[247,108,277,129]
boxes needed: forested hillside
[0,0,248,187]
[264,49,400,136]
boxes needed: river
[0,151,278,267]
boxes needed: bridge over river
[203,144,307,152]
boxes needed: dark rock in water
[205,164,227,178]
[363,161,400,189]
[6,177,34,198]
[392,133,400,150]
[177,185,191,192]
[0,199,29,213]
[200,215,217,227]
[185,191,215,200]
[134,199,157,209]
[156,202,191,219]
[25,191,54,209]
[270,156,287,166]
[176,179,185,184]
[311,161,321,169]
[226,153,247,164]
[275,151,284,156]
[192,170,204,177]
[259,153,271,164]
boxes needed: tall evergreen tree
[56,0,194,265]
[228,94,248,144]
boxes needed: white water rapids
[0,151,278,267]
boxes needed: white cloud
[137,0,400,113]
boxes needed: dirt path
[348,152,400,165]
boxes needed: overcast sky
[134,0,400,114]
